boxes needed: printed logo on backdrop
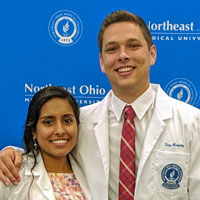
[24,83,106,106]
[164,78,198,106]
[48,10,83,46]
[148,19,200,41]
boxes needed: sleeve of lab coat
[0,181,7,200]
[188,111,200,199]
[1,146,25,154]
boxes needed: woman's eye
[43,120,53,125]
[64,118,72,124]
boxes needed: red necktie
[119,105,136,200]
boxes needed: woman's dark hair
[23,86,79,198]
[23,86,80,167]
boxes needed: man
[0,10,200,199]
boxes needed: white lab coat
[0,152,91,200]
[73,84,200,200]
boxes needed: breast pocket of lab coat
[153,150,189,197]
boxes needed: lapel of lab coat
[91,91,111,186]
[135,85,172,192]
[25,153,56,200]
[69,154,92,200]
[74,91,111,200]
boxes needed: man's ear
[99,53,105,73]
[150,44,157,66]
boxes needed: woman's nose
[54,122,65,135]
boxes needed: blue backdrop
[1,0,200,149]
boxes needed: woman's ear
[32,131,37,139]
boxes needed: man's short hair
[98,10,153,53]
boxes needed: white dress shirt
[108,85,156,199]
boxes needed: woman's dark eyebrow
[39,114,75,120]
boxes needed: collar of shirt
[110,84,155,121]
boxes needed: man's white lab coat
[74,84,200,200]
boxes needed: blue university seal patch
[164,78,198,106]
[161,163,183,189]
[48,10,83,46]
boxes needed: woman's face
[33,97,78,161]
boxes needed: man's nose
[118,48,130,62]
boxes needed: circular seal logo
[161,163,183,189]
[48,10,83,46]
[164,78,198,105]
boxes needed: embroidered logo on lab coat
[161,163,183,189]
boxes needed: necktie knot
[124,105,135,121]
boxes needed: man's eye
[129,44,137,48]
[106,46,117,52]
[128,43,140,49]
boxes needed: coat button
[44,185,50,191]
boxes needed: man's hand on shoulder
[0,147,22,186]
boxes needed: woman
[0,86,90,199]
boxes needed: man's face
[99,22,156,101]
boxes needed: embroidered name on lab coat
[165,142,184,148]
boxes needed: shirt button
[44,185,50,191]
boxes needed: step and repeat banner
[0,0,200,149]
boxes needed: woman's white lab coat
[0,152,91,200]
